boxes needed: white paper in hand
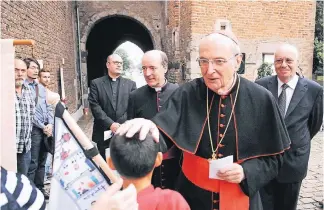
[104,130,113,141]
[209,155,233,180]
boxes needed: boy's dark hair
[110,133,164,179]
[23,57,40,69]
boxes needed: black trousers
[260,179,302,210]
[27,127,48,189]
[152,158,180,190]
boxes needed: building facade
[1,1,316,115]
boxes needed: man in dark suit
[88,54,136,159]
[127,50,180,190]
[256,43,323,210]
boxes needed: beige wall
[0,39,16,171]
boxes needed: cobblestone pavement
[77,112,94,139]
[76,112,323,209]
[297,131,323,210]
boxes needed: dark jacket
[256,75,323,182]
[88,75,136,146]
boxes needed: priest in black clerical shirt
[88,54,136,160]
[127,50,180,190]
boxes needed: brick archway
[80,11,161,107]
[81,11,160,51]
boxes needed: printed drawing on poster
[49,117,111,210]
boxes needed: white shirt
[277,74,299,115]
[154,87,162,92]
[154,79,167,92]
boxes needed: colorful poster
[48,117,110,210]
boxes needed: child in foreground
[107,133,190,210]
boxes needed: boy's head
[108,133,163,179]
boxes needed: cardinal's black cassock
[152,76,290,210]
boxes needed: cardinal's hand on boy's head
[116,118,159,142]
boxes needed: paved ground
[76,112,323,209]
[297,131,323,210]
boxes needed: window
[214,19,232,31]
[237,53,245,74]
[262,53,275,72]
[262,53,274,64]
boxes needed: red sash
[182,152,249,210]
[162,146,177,160]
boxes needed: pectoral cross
[208,153,217,161]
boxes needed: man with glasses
[127,50,180,190]
[89,54,136,160]
[256,44,323,210]
[24,58,53,199]
[115,30,290,210]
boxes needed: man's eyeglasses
[197,54,238,67]
[111,61,123,65]
[274,58,295,65]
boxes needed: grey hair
[202,33,241,56]
[275,43,299,60]
[218,34,241,67]
[201,33,242,69]
[231,43,241,68]
[232,42,241,56]
[160,51,168,69]
[107,54,122,62]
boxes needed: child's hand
[91,179,138,210]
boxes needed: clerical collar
[217,73,237,95]
[153,80,168,92]
[108,75,119,82]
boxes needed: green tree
[313,1,323,75]
[257,63,273,80]
[114,48,131,75]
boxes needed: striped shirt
[15,84,35,153]
[0,167,46,210]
